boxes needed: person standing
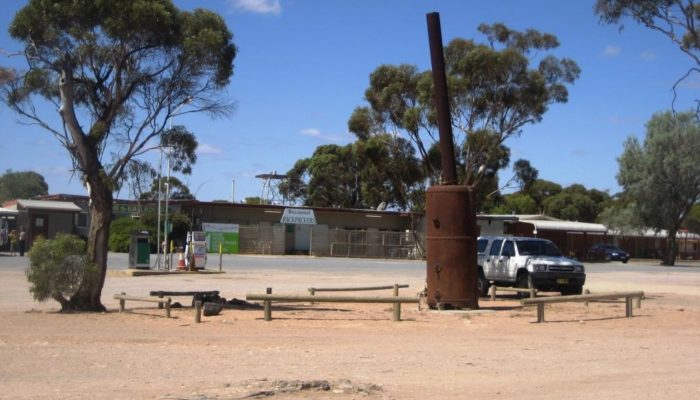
[8,229,16,256]
[18,228,26,257]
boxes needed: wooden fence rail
[489,286,537,300]
[307,284,409,296]
[114,293,172,318]
[520,291,645,323]
[246,293,418,322]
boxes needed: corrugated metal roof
[519,219,608,233]
[607,228,700,239]
[16,200,82,212]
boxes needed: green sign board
[202,223,239,254]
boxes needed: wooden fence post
[537,303,545,323]
[119,292,125,312]
[165,298,171,318]
[393,284,401,321]
[194,300,202,323]
[490,286,496,302]
[264,287,272,321]
[625,297,633,318]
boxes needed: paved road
[2,251,699,274]
[1,251,698,312]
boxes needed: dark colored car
[587,243,630,263]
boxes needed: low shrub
[26,233,98,310]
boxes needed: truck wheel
[477,270,490,297]
[516,273,532,299]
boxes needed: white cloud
[640,50,656,60]
[602,45,621,57]
[198,143,224,155]
[228,0,281,15]
[300,128,321,137]
[299,128,346,143]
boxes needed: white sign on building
[280,208,317,225]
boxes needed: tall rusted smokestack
[425,12,478,309]
[426,12,457,185]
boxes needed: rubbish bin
[129,232,151,269]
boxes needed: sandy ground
[1,254,699,400]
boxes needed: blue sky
[0,0,697,203]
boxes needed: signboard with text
[202,223,239,254]
[280,208,317,225]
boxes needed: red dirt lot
[0,255,699,400]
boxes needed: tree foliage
[119,160,156,201]
[243,196,263,205]
[492,192,538,215]
[108,216,146,253]
[686,203,700,234]
[349,23,579,193]
[0,169,49,203]
[595,0,700,109]
[110,211,191,252]
[617,110,700,265]
[281,135,424,211]
[543,189,600,222]
[527,179,563,212]
[597,199,645,237]
[27,233,97,311]
[513,159,539,192]
[140,176,195,200]
[1,0,236,311]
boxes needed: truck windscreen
[516,240,562,257]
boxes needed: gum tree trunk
[67,176,112,311]
[663,233,678,266]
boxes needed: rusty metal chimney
[425,12,478,309]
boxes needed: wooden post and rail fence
[115,292,209,323]
[247,284,415,322]
[520,290,645,323]
[114,293,172,318]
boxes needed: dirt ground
[1,254,699,400]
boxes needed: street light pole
[160,97,191,269]
[164,155,171,269]
[155,148,163,269]
[231,179,235,203]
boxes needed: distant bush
[26,234,98,311]
[109,217,146,252]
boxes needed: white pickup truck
[477,236,585,297]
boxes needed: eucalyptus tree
[617,110,700,265]
[140,176,195,201]
[281,135,424,211]
[0,170,49,203]
[0,0,236,310]
[349,23,580,200]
